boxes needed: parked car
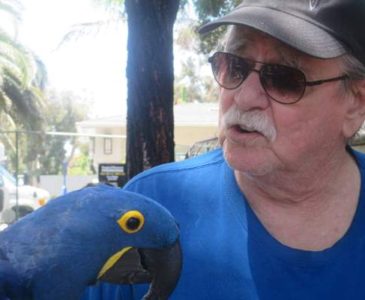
[0,166,50,225]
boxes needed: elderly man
[83,0,365,299]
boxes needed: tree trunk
[125,0,179,179]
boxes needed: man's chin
[222,141,276,177]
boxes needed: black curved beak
[98,240,182,300]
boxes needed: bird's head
[74,184,182,300]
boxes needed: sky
[18,0,127,118]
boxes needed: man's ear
[343,79,365,138]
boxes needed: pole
[61,160,68,195]
[15,130,19,220]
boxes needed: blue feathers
[0,184,181,300]
[0,260,28,300]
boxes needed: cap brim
[199,6,346,59]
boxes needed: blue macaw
[0,184,182,300]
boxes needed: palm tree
[0,0,46,131]
[0,0,47,180]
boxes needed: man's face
[218,28,352,177]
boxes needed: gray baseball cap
[199,0,365,65]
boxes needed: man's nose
[233,70,270,111]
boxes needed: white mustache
[221,106,277,141]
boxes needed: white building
[77,103,219,169]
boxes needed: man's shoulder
[125,148,225,187]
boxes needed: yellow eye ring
[118,210,145,233]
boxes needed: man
[83,0,365,299]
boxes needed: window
[103,138,113,155]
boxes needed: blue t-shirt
[83,148,365,299]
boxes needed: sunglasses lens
[209,52,308,104]
[261,65,306,103]
[210,53,251,89]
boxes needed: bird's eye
[118,210,145,233]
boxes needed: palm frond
[0,0,23,22]
[1,68,45,131]
[58,18,120,47]
[59,0,125,47]
[0,29,35,87]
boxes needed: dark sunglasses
[208,52,348,104]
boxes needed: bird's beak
[98,240,182,300]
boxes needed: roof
[77,103,219,129]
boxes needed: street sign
[98,164,127,187]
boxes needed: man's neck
[235,149,361,251]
